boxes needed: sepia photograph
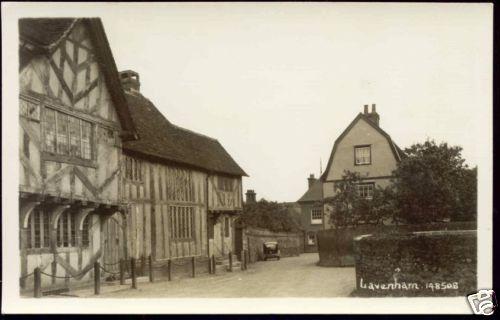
[1,1,494,315]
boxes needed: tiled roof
[123,92,247,177]
[297,179,323,203]
[19,18,76,47]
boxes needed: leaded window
[26,208,50,249]
[43,108,93,160]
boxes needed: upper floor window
[125,156,143,182]
[354,145,371,165]
[311,208,323,224]
[356,183,374,199]
[218,176,233,191]
[43,108,93,160]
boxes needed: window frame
[307,233,316,245]
[311,208,323,225]
[41,105,97,167]
[26,208,50,250]
[354,145,372,166]
[169,206,195,241]
[356,182,375,200]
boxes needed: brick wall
[353,230,476,297]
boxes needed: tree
[325,171,392,228]
[391,140,477,223]
[240,199,302,232]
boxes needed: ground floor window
[307,233,316,245]
[26,208,50,249]
[169,206,194,240]
[356,183,374,199]
[57,210,77,247]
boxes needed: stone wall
[353,230,476,297]
[244,227,302,263]
[317,221,476,267]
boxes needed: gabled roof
[19,18,137,140]
[320,113,405,181]
[122,91,248,177]
[297,179,323,203]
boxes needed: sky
[12,3,494,202]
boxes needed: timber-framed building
[18,18,246,291]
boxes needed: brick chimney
[245,189,256,204]
[364,103,380,126]
[119,70,140,93]
[308,174,316,189]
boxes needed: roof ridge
[170,123,218,142]
[124,91,217,141]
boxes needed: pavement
[65,253,356,298]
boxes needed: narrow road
[77,253,355,298]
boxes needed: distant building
[320,104,405,228]
[297,174,324,252]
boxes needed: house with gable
[18,18,247,292]
[18,18,138,289]
[320,104,405,228]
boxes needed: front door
[102,212,126,273]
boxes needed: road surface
[74,253,355,298]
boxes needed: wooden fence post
[211,255,216,274]
[208,255,212,274]
[148,255,154,283]
[33,267,41,298]
[94,261,100,295]
[131,258,137,289]
[167,259,172,281]
[119,259,125,285]
[141,255,146,276]
[51,260,57,285]
[228,252,233,272]
[241,251,245,270]
[191,257,196,278]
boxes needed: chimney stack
[245,189,256,204]
[363,103,380,126]
[119,70,140,93]
[308,174,316,189]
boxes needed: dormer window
[354,145,371,165]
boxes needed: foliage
[325,171,392,228]
[391,140,477,223]
[240,199,302,233]
[325,140,477,226]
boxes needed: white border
[1,2,493,314]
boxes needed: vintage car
[263,241,280,261]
